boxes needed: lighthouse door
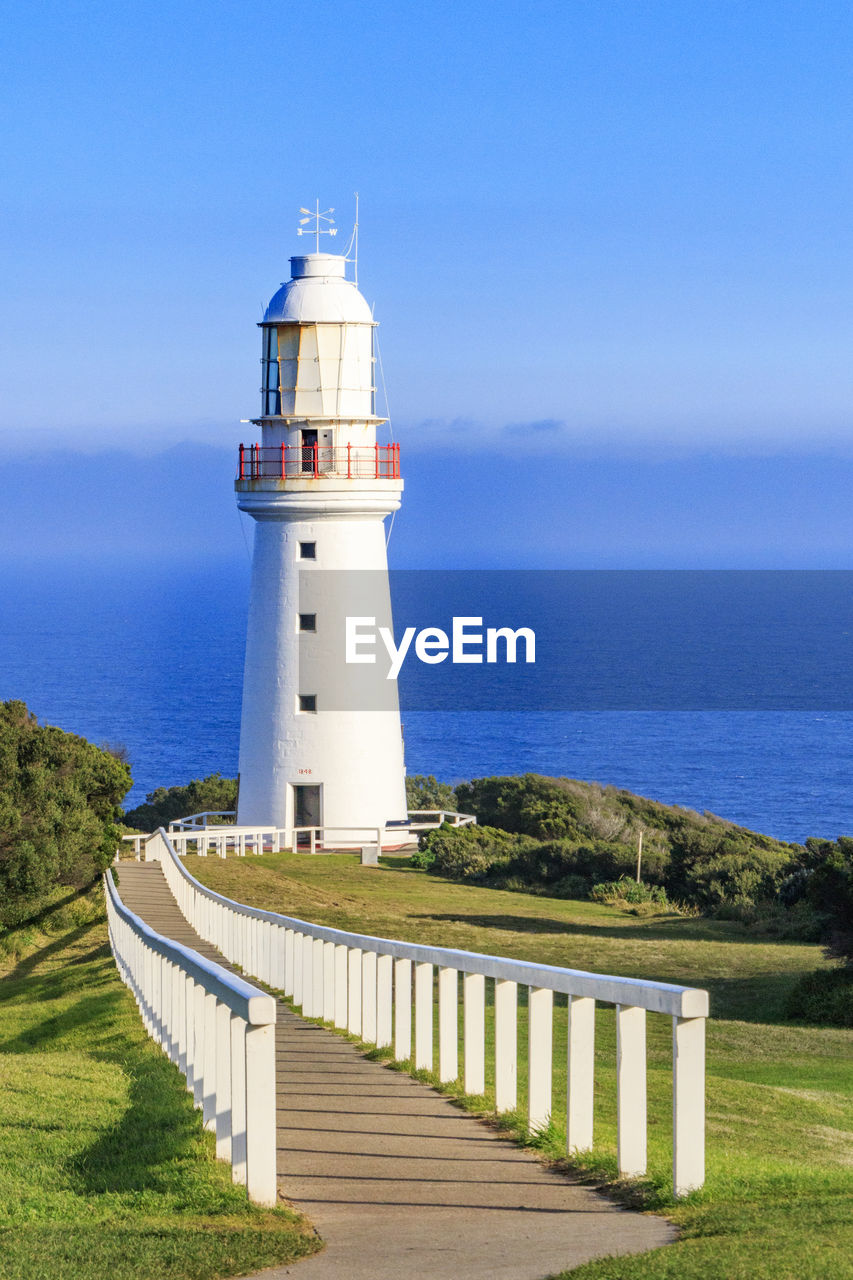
[300,429,318,473]
[294,784,321,847]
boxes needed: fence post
[302,934,314,1015]
[347,947,363,1036]
[215,1000,233,1162]
[193,983,206,1110]
[567,995,596,1154]
[202,990,218,1132]
[673,1015,705,1197]
[463,971,485,1095]
[334,943,348,1029]
[376,954,393,1049]
[414,961,433,1071]
[616,1004,647,1178]
[362,951,377,1043]
[230,1014,248,1186]
[323,940,336,1022]
[184,975,196,1094]
[438,966,458,1083]
[494,978,517,1112]
[394,957,412,1061]
[292,932,303,1006]
[245,1023,277,1207]
[312,937,324,1018]
[528,986,553,1132]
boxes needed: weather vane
[297,200,337,253]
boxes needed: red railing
[237,442,400,481]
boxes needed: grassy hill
[186,851,853,1280]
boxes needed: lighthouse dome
[263,254,373,325]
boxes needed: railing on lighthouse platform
[237,441,400,481]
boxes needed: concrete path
[116,862,675,1280]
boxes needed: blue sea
[2,563,852,843]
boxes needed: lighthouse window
[298,694,317,713]
[299,541,316,560]
[262,327,281,416]
[299,614,316,632]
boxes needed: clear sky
[4,0,853,458]
[3,1,853,575]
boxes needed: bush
[591,877,670,907]
[455,774,587,840]
[550,873,592,900]
[406,775,458,812]
[124,773,237,831]
[0,700,132,916]
[801,837,853,964]
[784,967,853,1027]
[422,823,533,880]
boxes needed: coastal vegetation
[186,850,853,1280]
[123,773,237,832]
[0,700,131,928]
[124,768,852,1024]
[409,774,852,1024]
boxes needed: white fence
[170,810,236,830]
[406,809,477,831]
[103,868,278,1206]
[168,809,474,835]
[123,825,384,859]
[143,827,708,1197]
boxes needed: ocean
[2,562,852,843]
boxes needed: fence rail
[407,809,477,831]
[123,825,385,859]
[143,827,708,1196]
[103,868,278,1205]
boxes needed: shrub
[406,775,458,812]
[422,823,533,880]
[0,700,132,916]
[408,847,436,870]
[550,873,592,900]
[124,773,237,831]
[801,837,853,964]
[455,774,587,840]
[784,968,853,1027]
[591,877,670,907]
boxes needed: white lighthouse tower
[234,210,408,845]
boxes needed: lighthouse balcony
[237,442,400,482]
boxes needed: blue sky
[3,2,853,560]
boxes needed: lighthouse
[234,212,408,845]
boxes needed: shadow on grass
[1,913,211,1199]
[0,879,98,931]
[69,1051,207,1196]
[413,910,741,945]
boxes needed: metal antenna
[297,199,337,253]
[353,191,359,287]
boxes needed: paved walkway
[116,862,675,1280]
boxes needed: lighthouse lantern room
[235,218,407,845]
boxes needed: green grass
[0,884,321,1280]
[184,852,853,1280]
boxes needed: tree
[405,775,457,812]
[0,700,132,914]
[123,773,238,832]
